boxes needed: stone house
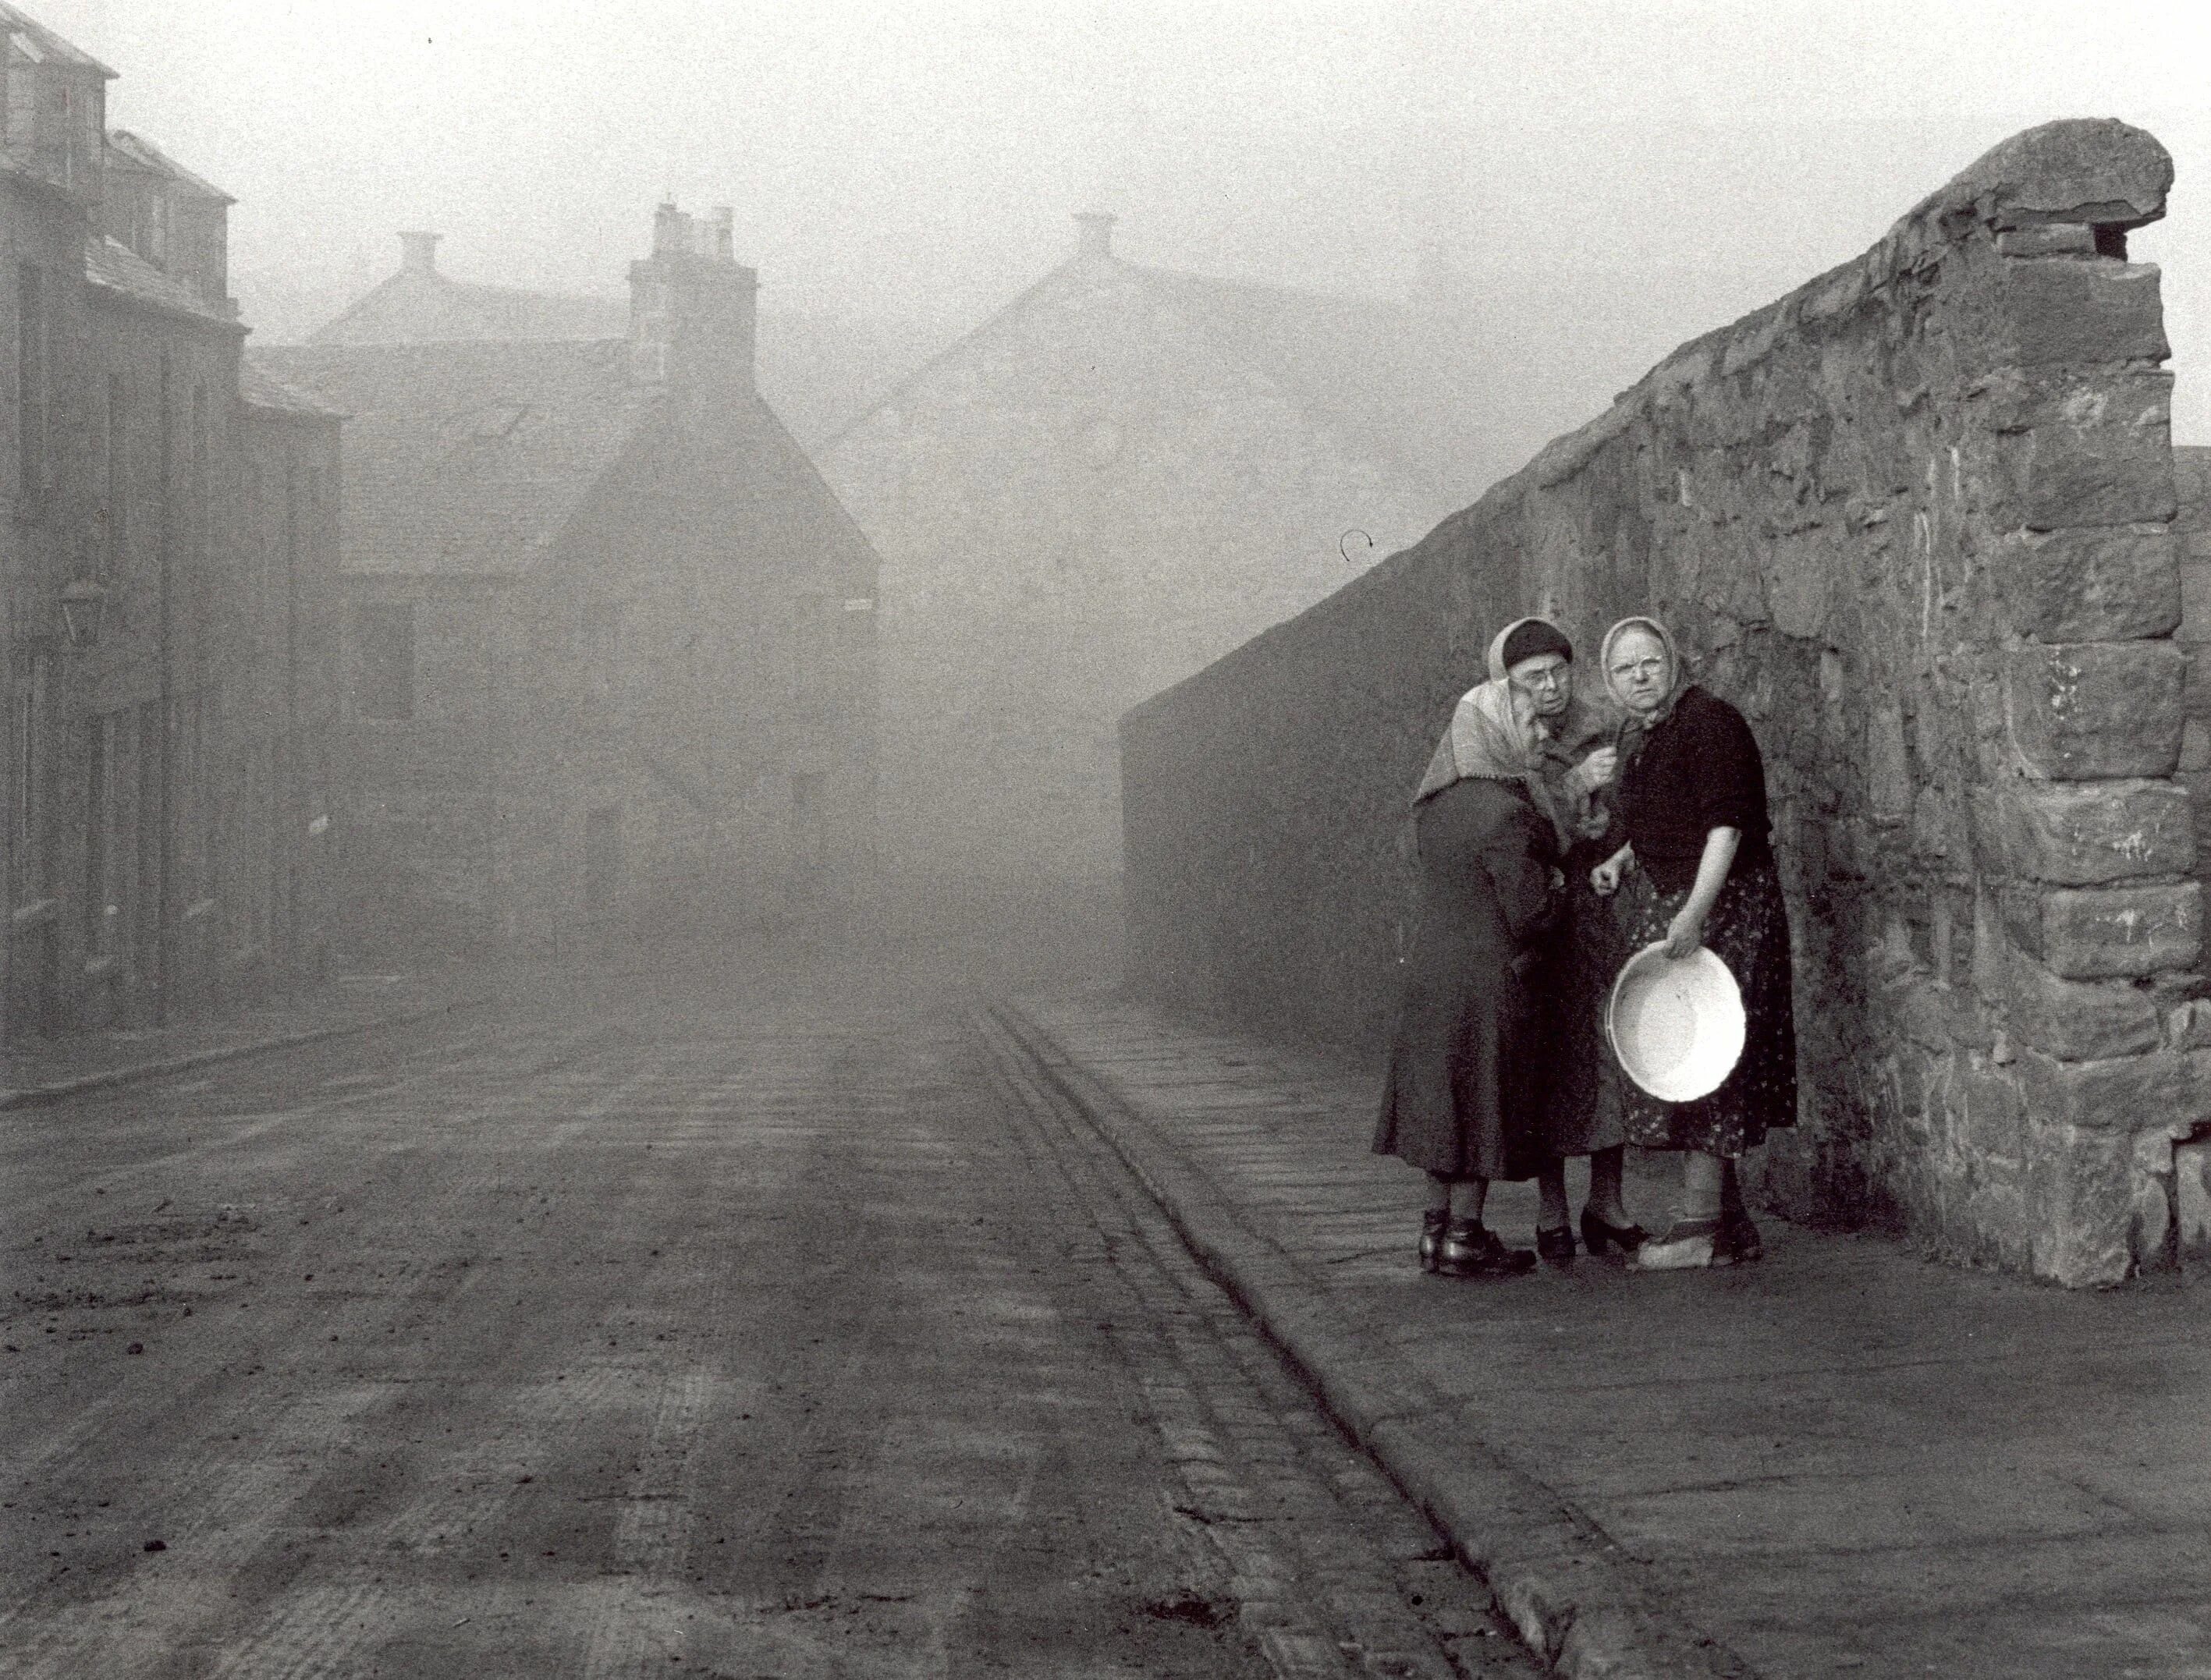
[255,204,882,959]
[2,3,346,1038]
[300,227,937,452]
[821,213,1508,917]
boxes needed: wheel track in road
[971,1008,1540,1680]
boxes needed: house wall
[224,404,343,989]
[1122,119,2193,1286]
[822,250,1446,909]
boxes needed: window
[104,374,126,572]
[16,264,48,516]
[356,603,416,721]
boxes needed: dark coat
[1372,776,1560,1182]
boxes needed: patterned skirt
[1614,857,1798,1157]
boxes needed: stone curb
[988,1003,1759,1680]
[0,998,492,1112]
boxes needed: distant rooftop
[309,231,628,346]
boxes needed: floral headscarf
[1413,676,1570,848]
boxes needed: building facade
[820,214,1508,916]
[2,4,345,1039]
[257,204,881,959]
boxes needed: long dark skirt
[1614,858,1798,1157]
[1541,840,1630,1158]
[1372,778,1553,1183]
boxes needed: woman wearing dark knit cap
[1591,615,1797,1270]
[1373,616,1614,1278]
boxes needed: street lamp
[60,578,110,649]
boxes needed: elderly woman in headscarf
[1372,617,1611,1279]
[1590,615,1798,1269]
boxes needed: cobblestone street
[0,947,1535,1678]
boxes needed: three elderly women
[1372,611,1796,1276]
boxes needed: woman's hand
[1590,846,1631,897]
[1571,746,1619,792]
[1663,906,1705,959]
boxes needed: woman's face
[1507,652,1572,720]
[1608,627,1673,714]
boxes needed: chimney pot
[653,200,690,255]
[1074,211,1117,260]
[398,230,441,275]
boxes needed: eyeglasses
[1517,668,1568,689]
[1609,657,1667,679]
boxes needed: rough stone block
[1976,367,2177,531]
[2180,559,2211,644]
[1973,778,2194,884]
[2004,948,2163,1060]
[2169,998,2211,1051]
[1988,259,2169,368]
[2130,1128,2175,1267]
[2028,1118,2135,1286]
[2003,641,2184,778]
[1956,1064,2027,1163]
[1991,527,2179,642]
[2179,1140,2211,1259]
[1866,704,1911,820]
[2017,1045,2211,1133]
[1971,118,2172,234]
[2183,720,2211,774]
[2005,881,2200,979]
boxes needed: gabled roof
[832,247,1510,504]
[106,129,234,204]
[1130,263,1507,503]
[83,234,239,328]
[250,339,649,575]
[310,268,629,346]
[238,357,343,420]
[0,4,116,76]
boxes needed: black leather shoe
[1439,1220,1537,1278]
[1535,1225,1576,1265]
[1418,1208,1450,1274]
[1580,1209,1648,1257]
[1714,1210,1763,1265]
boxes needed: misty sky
[32,0,2211,442]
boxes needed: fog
[36,0,2211,443]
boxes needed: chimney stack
[397,230,441,275]
[629,197,758,406]
[1074,211,1116,261]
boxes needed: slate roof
[310,268,630,346]
[0,3,116,76]
[251,339,649,576]
[105,129,234,203]
[834,249,1510,504]
[237,357,343,420]
[83,234,239,327]
[1131,264,1508,503]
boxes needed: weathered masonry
[1123,119,2198,1285]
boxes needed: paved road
[2,951,1535,1678]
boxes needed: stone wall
[1123,120,2195,1285]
